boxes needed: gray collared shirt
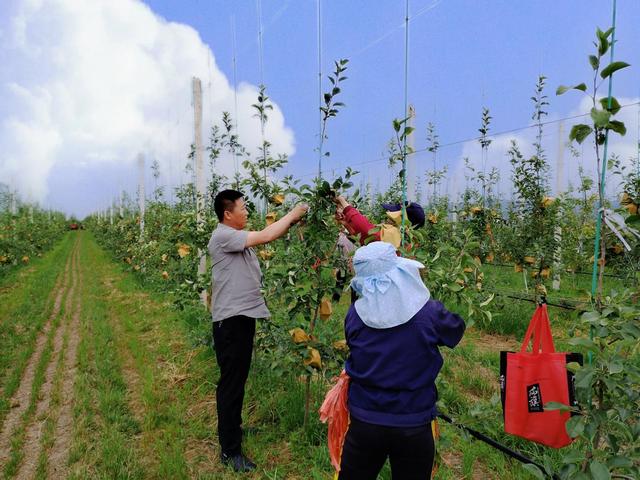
[208,223,271,322]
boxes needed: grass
[68,235,144,479]
[35,317,70,480]
[3,290,64,478]
[3,231,613,478]
[0,233,74,423]
[482,262,626,300]
[83,230,540,479]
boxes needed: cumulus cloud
[0,0,295,214]
[446,96,639,202]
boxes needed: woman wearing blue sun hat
[338,241,465,479]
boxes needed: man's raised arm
[246,204,308,248]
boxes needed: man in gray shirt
[208,189,307,472]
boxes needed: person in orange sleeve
[333,195,425,248]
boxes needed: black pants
[338,417,435,480]
[213,316,256,456]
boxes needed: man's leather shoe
[221,452,257,472]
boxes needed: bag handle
[520,304,556,354]
[537,304,556,353]
[520,306,541,353]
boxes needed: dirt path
[467,329,520,353]
[15,240,81,480]
[0,238,76,469]
[0,235,82,479]
[47,248,83,479]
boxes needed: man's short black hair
[214,189,244,222]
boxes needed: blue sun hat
[350,241,430,329]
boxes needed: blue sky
[1,0,638,216]
[144,0,639,181]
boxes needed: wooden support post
[406,105,416,203]
[193,77,208,306]
[552,122,564,291]
[10,190,16,215]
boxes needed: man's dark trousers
[213,315,256,456]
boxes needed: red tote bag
[500,304,582,448]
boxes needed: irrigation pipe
[488,262,625,280]
[487,289,582,312]
[437,414,559,480]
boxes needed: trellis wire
[317,0,323,179]
[400,0,410,246]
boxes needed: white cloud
[0,0,295,213]
[446,96,639,202]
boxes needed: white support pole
[119,191,124,218]
[138,153,145,241]
[406,105,416,203]
[193,77,206,224]
[552,121,564,291]
[10,190,16,215]
[193,77,208,306]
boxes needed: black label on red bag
[527,383,544,412]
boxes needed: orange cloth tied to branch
[319,370,350,472]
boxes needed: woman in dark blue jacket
[339,241,465,480]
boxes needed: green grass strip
[67,233,143,480]
[0,233,74,423]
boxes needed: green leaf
[607,120,626,136]
[566,362,581,373]
[599,27,614,40]
[545,401,571,412]
[522,464,545,480]
[590,108,611,128]
[556,83,587,95]
[568,337,595,348]
[575,369,594,389]
[581,310,601,322]
[561,449,585,463]
[589,461,610,480]
[589,55,600,70]
[600,61,630,79]
[599,96,621,114]
[565,416,585,438]
[625,215,640,228]
[480,293,495,307]
[607,456,633,469]
[598,36,609,57]
[596,26,614,42]
[569,124,593,144]
[403,126,415,137]
[608,361,623,374]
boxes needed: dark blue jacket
[344,299,465,427]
